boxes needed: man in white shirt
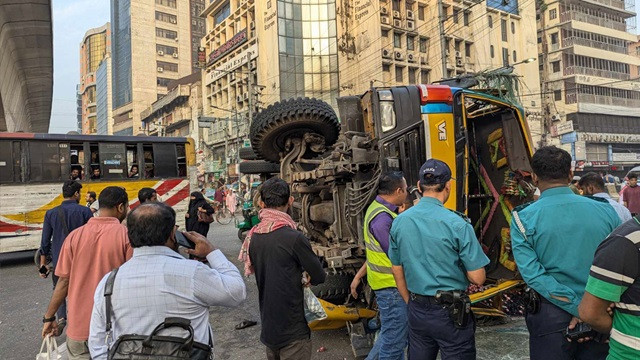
[88,202,246,359]
[579,172,632,222]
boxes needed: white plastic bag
[36,335,62,360]
[303,287,328,323]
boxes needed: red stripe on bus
[0,220,41,232]
[0,132,35,138]
[163,185,190,207]
[130,179,184,209]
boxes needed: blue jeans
[366,288,408,360]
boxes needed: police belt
[409,293,439,305]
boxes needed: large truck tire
[239,160,280,175]
[239,146,258,160]
[250,97,341,162]
[311,270,353,305]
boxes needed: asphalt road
[0,221,528,359]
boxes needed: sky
[46,0,640,134]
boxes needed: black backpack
[104,268,213,360]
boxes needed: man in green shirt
[579,218,640,360]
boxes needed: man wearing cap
[511,146,620,360]
[388,159,489,360]
[569,175,581,194]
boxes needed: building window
[490,45,494,58]
[421,70,430,84]
[382,29,389,38]
[392,0,400,11]
[552,61,560,72]
[214,2,230,25]
[465,42,472,58]
[155,0,176,8]
[383,64,391,73]
[395,66,404,83]
[464,12,470,26]
[155,11,177,24]
[157,61,178,72]
[586,144,608,162]
[550,32,558,45]
[554,90,562,101]
[511,21,515,34]
[394,32,402,48]
[537,37,542,44]
[549,8,557,20]
[419,37,428,53]
[453,8,459,24]
[512,50,517,62]
[501,19,507,42]
[502,47,509,66]
[157,77,172,87]
[418,5,425,21]
[454,40,461,52]
[407,36,415,51]
[488,15,493,28]
[408,68,416,83]
[156,27,177,39]
[156,44,178,55]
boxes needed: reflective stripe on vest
[363,200,398,290]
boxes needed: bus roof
[0,132,188,143]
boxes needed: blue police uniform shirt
[510,186,621,317]
[389,196,489,296]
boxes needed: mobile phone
[39,265,49,276]
[175,231,195,249]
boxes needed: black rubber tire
[239,160,280,174]
[311,270,353,305]
[238,228,248,241]
[239,146,258,160]
[250,97,340,162]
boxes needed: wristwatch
[42,315,56,323]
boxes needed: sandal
[235,320,257,330]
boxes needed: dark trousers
[52,273,67,319]
[407,298,476,360]
[526,301,608,360]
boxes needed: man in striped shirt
[579,218,640,360]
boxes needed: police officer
[389,159,489,360]
[511,146,621,360]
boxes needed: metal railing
[564,66,630,80]
[584,0,626,10]
[577,93,640,108]
[560,11,627,32]
[562,37,629,54]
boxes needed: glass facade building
[96,60,109,135]
[277,0,339,107]
[112,0,132,109]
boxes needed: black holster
[524,287,541,315]
[435,290,471,328]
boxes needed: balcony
[584,0,627,11]
[577,93,640,108]
[563,36,628,54]
[564,66,630,80]
[560,11,627,32]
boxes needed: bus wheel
[239,160,280,175]
[250,97,340,163]
[239,146,258,160]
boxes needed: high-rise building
[630,35,640,77]
[96,54,113,135]
[537,0,640,172]
[111,0,204,136]
[201,0,541,172]
[78,23,110,134]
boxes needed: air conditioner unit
[395,51,404,60]
[381,16,390,25]
[456,59,464,67]
[250,59,257,70]
[172,53,178,58]
[237,95,243,103]
[381,7,389,15]
[170,18,177,24]
[157,50,164,56]
[174,37,179,42]
[406,20,415,30]
[243,92,249,100]
[455,51,462,59]
[250,21,255,29]
[420,56,428,64]
[393,10,401,19]
[382,48,392,58]
[394,19,402,28]
[407,10,415,20]
[408,53,416,62]
[551,114,561,121]
[157,67,164,72]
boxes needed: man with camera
[88,202,246,359]
[388,159,489,360]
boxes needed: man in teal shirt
[511,146,620,360]
[389,159,489,360]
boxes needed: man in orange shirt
[41,186,132,359]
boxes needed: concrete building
[0,0,53,132]
[79,23,110,135]
[96,54,113,135]
[111,0,205,136]
[201,0,541,171]
[537,0,640,173]
[630,35,640,77]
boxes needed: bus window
[143,144,155,178]
[12,141,22,182]
[70,144,84,180]
[0,141,13,183]
[28,142,67,182]
[99,143,127,179]
[177,144,186,177]
[90,143,100,180]
[126,145,139,178]
[152,143,178,178]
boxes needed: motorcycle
[236,199,260,241]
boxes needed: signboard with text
[205,44,257,84]
[207,29,248,66]
[612,153,640,162]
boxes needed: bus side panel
[423,112,457,210]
